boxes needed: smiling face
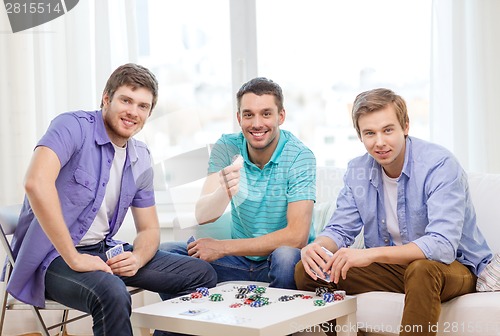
[237,93,285,167]
[101,85,153,147]
[358,105,409,178]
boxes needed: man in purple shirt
[7,63,216,336]
[295,88,492,336]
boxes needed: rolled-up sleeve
[412,159,467,264]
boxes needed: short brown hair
[236,77,284,112]
[101,63,159,112]
[352,88,409,138]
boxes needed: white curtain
[0,0,138,206]
[431,0,500,173]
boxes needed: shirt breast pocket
[65,168,97,206]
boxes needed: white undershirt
[78,143,127,246]
[382,169,403,246]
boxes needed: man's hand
[106,251,142,277]
[218,157,243,198]
[326,247,373,283]
[66,253,113,274]
[300,242,334,281]
[187,237,225,262]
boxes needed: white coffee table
[132,282,357,336]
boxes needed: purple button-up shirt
[7,110,155,307]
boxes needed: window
[256,0,431,167]
[137,0,431,169]
[136,0,232,165]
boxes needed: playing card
[180,308,208,316]
[106,244,124,260]
[312,246,334,282]
[187,235,196,245]
[232,154,243,168]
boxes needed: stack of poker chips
[277,295,295,302]
[250,300,265,307]
[235,284,271,308]
[312,287,347,305]
[254,286,266,294]
[315,287,330,296]
[196,287,210,296]
[230,303,243,308]
[235,287,250,299]
[209,293,224,301]
[246,284,257,291]
[322,292,335,303]
[313,299,326,306]
[249,296,270,307]
[190,292,203,299]
[333,290,346,301]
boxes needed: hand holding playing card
[219,155,243,198]
[106,244,124,260]
[105,244,140,277]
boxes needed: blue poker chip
[323,293,334,303]
[246,284,257,291]
[250,300,264,307]
[196,287,210,296]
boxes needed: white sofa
[180,167,500,336]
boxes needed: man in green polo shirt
[161,77,316,289]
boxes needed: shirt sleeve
[286,148,316,203]
[208,136,239,174]
[37,113,83,167]
[131,145,156,208]
[411,157,467,264]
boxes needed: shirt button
[80,229,84,234]
[102,183,105,187]
[382,219,385,224]
[92,208,97,212]
[108,159,112,163]
[384,239,389,243]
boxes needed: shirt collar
[268,130,287,164]
[95,110,110,146]
[369,136,412,187]
[241,129,287,168]
[401,136,412,179]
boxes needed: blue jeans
[159,241,300,289]
[45,241,217,336]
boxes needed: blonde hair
[352,88,409,138]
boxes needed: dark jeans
[160,241,301,289]
[45,241,217,336]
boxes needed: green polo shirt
[208,129,316,260]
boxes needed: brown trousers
[294,259,476,336]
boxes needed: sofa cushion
[467,172,500,252]
[476,252,500,291]
[356,291,500,335]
